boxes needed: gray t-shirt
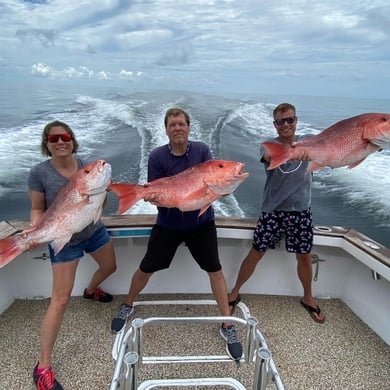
[259,135,312,212]
[27,158,104,246]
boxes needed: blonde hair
[273,103,296,118]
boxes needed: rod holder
[253,347,272,390]
[124,351,139,390]
[245,316,259,363]
[131,318,144,369]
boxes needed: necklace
[278,161,302,174]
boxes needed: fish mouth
[97,160,109,172]
[88,161,112,195]
[234,163,250,180]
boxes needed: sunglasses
[47,133,72,143]
[274,116,296,126]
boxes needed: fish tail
[109,183,144,214]
[0,235,24,268]
[262,142,293,170]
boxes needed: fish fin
[51,235,73,255]
[369,139,390,149]
[305,161,325,173]
[0,235,24,268]
[109,183,144,214]
[93,206,103,224]
[206,183,230,195]
[198,203,213,216]
[347,158,367,169]
[262,142,292,170]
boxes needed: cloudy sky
[1,0,389,98]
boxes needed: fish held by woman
[262,113,390,173]
[0,160,112,268]
[110,159,249,215]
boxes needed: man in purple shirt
[111,107,242,361]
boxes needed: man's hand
[144,193,160,206]
[291,142,310,160]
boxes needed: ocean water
[0,81,389,248]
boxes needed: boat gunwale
[1,215,389,268]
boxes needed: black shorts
[139,221,221,273]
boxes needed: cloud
[16,28,58,47]
[155,43,192,66]
[87,44,96,54]
[31,63,95,79]
[1,0,390,98]
[30,62,142,81]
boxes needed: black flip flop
[228,294,241,315]
[300,299,325,324]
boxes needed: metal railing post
[245,316,259,363]
[131,318,144,370]
[253,347,272,390]
[123,351,139,390]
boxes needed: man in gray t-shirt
[227,102,325,324]
[260,134,312,213]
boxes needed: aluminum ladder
[109,299,284,390]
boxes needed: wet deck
[1,293,389,389]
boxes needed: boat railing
[109,299,284,390]
[2,216,389,273]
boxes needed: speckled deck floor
[0,294,389,390]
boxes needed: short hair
[40,120,79,156]
[273,103,296,118]
[164,107,190,128]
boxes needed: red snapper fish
[262,113,390,173]
[0,160,111,268]
[109,160,249,215]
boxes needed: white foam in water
[128,200,157,214]
[0,122,47,195]
[0,89,389,246]
[224,102,274,139]
[315,151,390,216]
[121,101,248,217]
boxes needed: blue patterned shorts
[252,209,313,253]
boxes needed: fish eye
[381,116,387,122]
[85,169,90,173]
[219,163,224,168]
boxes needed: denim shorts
[253,209,313,254]
[48,226,111,264]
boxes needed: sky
[1,0,389,99]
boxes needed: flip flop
[300,300,325,324]
[228,294,241,315]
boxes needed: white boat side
[0,215,389,346]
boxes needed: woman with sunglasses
[227,102,325,324]
[27,120,117,390]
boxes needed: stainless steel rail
[109,300,284,390]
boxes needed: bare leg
[296,253,325,322]
[38,260,79,368]
[85,241,117,293]
[208,270,230,315]
[228,246,266,302]
[124,268,154,307]
[208,270,237,329]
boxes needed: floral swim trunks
[252,209,313,253]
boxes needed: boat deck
[1,293,389,389]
